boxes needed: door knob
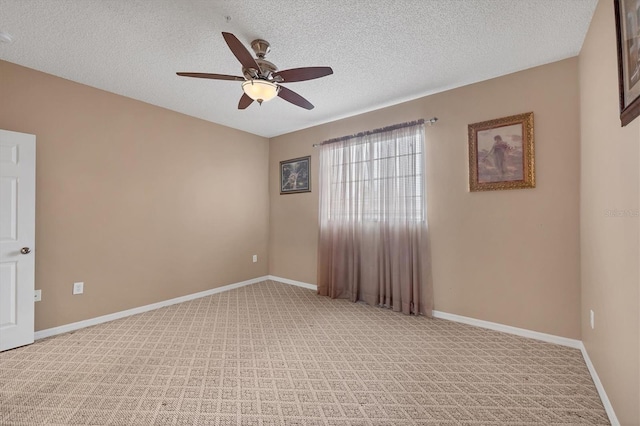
[20,247,31,255]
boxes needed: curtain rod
[312,117,438,147]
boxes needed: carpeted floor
[0,280,608,425]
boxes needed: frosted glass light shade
[242,80,279,103]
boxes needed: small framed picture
[468,112,535,192]
[614,0,640,126]
[280,156,310,194]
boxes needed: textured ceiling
[1,0,597,138]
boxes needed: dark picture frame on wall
[280,156,311,194]
[615,0,640,126]
[468,112,535,192]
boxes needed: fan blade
[176,72,245,82]
[222,32,261,73]
[273,67,333,83]
[238,93,254,110]
[278,86,314,110]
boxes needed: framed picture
[280,156,311,194]
[615,0,640,126]
[468,112,535,192]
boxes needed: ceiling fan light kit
[177,32,333,110]
[242,80,279,104]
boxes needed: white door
[0,129,36,352]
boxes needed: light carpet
[0,280,608,425]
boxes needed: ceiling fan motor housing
[243,59,278,80]
[246,39,278,79]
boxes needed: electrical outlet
[73,282,84,295]
[252,255,258,263]
[34,289,41,302]
[590,310,594,329]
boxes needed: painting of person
[487,135,510,176]
[476,124,524,183]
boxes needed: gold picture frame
[614,0,640,126]
[468,112,535,192]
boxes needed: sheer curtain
[317,121,433,316]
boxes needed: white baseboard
[431,310,582,349]
[431,310,618,424]
[267,275,317,291]
[579,343,619,426]
[34,275,269,340]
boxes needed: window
[321,122,425,222]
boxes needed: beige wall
[0,60,270,331]
[579,1,640,424]
[269,58,582,339]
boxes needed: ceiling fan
[177,32,333,110]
